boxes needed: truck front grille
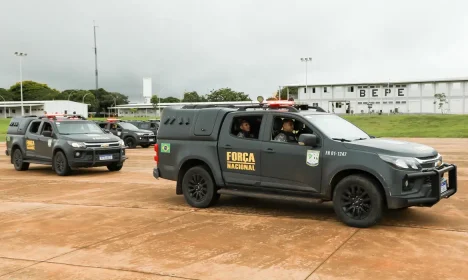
[84,142,120,148]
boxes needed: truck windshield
[118,122,139,130]
[305,114,370,141]
[55,121,105,134]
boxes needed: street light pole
[82,92,91,103]
[14,52,27,116]
[300,57,312,98]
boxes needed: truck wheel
[12,148,29,171]
[53,151,72,176]
[124,137,136,149]
[141,144,150,148]
[181,165,219,208]
[333,175,383,228]
[107,162,123,172]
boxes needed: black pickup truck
[5,114,127,176]
[96,119,156,148]
[152,101,457,228]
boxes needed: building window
[312,87,316,93]
[402,101,407,104]
[12,109,16,113]
[348,86,354,92]
[324,87,327,93]
[312,102,318,107]
[358,102,362,105]
[304,87,306,93]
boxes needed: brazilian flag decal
[161,143,171,153]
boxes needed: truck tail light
[154,143,159,163]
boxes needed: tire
[53,151,72,176]
[181,165,219,208]
[141,144,150,148]
[107,162,123,172]
[124,137,136,149]
[12,148,29,171]
[332,175,384,228]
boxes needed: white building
[283,77,468,114]
[0,100,89,118]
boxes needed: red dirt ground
[0,138,467,280]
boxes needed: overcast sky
[1,0,468,102]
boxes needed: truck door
[260,114,323,193]
[217,113,265,187]
[24,120,43,158]
[35,121,54,161]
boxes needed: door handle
[265,148,275,153]
[224,144,232,149]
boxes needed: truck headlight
[136,132,145,136]
[67,141,86,148]
[379,154,421,170]
[118,139,125,147]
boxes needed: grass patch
[1,114,467,140]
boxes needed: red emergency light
[106,118,121,122]
[265,100,295,107]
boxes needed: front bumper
[387,163,457,209]
[67,147,127,168]
[137,135,156,145]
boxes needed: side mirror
[298,133,318,147]
[42,131,52,138]
[103,129,111,134]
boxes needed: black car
[151,101,457,228]
[5,114,127,176]
[96,119,156,148]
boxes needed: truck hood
[344,138,438,158]
[61,134,120,143]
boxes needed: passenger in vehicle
[237,119,255,138]
[274,119,297,143]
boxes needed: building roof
[0,100,90,107]
[282,76,468,88]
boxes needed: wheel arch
[329,168,388,208]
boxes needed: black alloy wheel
[333,174,383,228]
[182,166,219,208]
[53,151,71,176]
[340,185,372,220]
[12,148,29,171]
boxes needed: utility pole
[93,21,99,90]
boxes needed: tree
[433,93,449,114]
[150,95,159,117]
[161,96,180,103]
[205,88,251,102]
[0,88,14,101]
[88,88,129,116]
[182,91,206,102]
[8,80,61,101]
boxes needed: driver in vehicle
[274,119,297,143]
[237,119,255,138]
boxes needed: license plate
[99,154,113,161]
[440,178,448,193]
[149,138,154,141]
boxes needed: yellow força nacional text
[226,151,255,171]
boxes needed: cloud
[1,0,467,102]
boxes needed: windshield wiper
[332,138,352,142]
[353,137,368,141]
